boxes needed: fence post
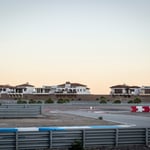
[82,130,85,148]
[16,132,18,150]
[40,105,43,115]
[145,128,148,146]
[49,131,53,149]
[115,129,118,147]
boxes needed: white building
[110,84,140,96]
[32,82,90,95]
[35,86,53,94]
[54,81,90,94]
[0,82,90,95]
[140,86,150,95]
[15,83,35,94]
[0,83,36,98]
[0,85,14,94]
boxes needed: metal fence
[0,104,42,118]
[0,127,149,150]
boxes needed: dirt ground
[0,113,117,128]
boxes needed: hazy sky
[0,0,150,94]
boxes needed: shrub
[69,140,84,150]
[98,116,103,120]
[128,100,133,104]
[133,97,141,104]
[37,101,42,104]
[17,100,27,104]
[29,99,36,104]
[96,98,99,101]
[113,100,121,104]
[65,99,70,103]
[100,99,107,104]
[100,96,106,99]
[57,98,70,104]
[57,99,65,104]
[45,98,54,104]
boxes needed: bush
[29,99,36,104]
[57,99,65,104]
[37,101,42,104]
[57,98,70,104]
[100,99,107,104]
[128,100,133,104]
[69,140,84,150]
[17,100,27,104]
[100,96,106,99]
[96,98,99,101]
[45,98,54,104]
[65,99,70,103]
[98,116,103,120]
[113,100,121,104]
[133,97,141,104]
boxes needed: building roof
[58,82,87,88]
[0,85,14,88]
[110,85,129,88]
[16,82,34,88]
[71,83,87,87]
[110,84,140,88]
[130,86,140,88]
[141,86,150,89]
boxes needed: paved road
[44,104,150,127]
[58,110,150,127]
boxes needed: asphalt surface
[60,110,150,127]
[44,103,150,127]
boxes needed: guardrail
[0,127,149,150]
[0,104,42,118]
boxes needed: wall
[0,94,150,102]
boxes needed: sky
[0,0,150,94]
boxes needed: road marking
[103,118,136,127]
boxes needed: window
[145,89,150,94]
[3,88,6,91]
[130,89,134,92]
[114,89,123,94]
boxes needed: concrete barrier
[0,125,133,132]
